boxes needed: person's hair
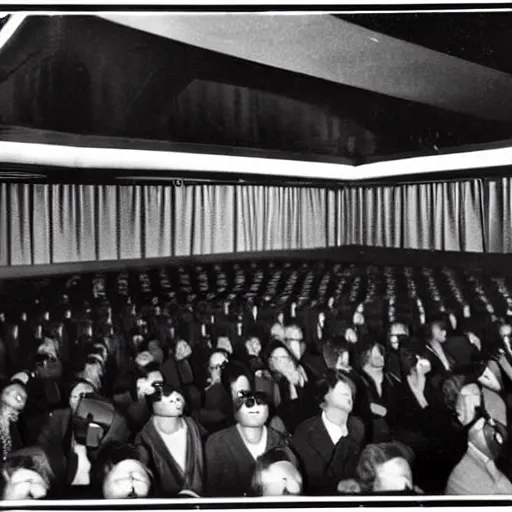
[141,362,162,376]
[356,442,414,493]
[322,336,350,370]
[2,446,55,487]
[89,442,152,493]
[356,337,385,371]
[220,360,252,397]
[398,346,421,377]
[250,447,300,496]
[423,318,448,345]
[315,369,356,407]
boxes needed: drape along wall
[0,177,510,267]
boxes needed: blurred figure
[91,442,153,499]
[1,446,56,500]
[250,447,302,497]
[446,415,512,494]
[354,442,417,494]
[0,378,29,461]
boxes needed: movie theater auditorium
[0,11,512,505]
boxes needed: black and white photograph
[0,2,511,508]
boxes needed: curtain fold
[1,178,512,269]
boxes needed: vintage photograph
[0,3,511,506]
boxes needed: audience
[1,260,512,500]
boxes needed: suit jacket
[36,408,79,485]
[359,371,400,442]
[205,424,287,497]
[135,416,205,497]
[292,414,365,495]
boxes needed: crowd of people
[0,260,512,500]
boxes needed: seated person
[1,446,56,500]
[446,414,512,495]
[385,323,410,382]
[292,370,365,495]
[38,388,131,493]
[205,389,288,497]
[194,349,231,433]
[90,442,153,499]
[135,385,205,497]
[322,337,373,442]
[125,363,165,433]
[353,441,418,494]
[394,347,466,494]
[355,338,400,443]
[0,377,29,461]
[249,447,302,497]
[264,339,318,435]
[422,319,454,387]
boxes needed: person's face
[324,380,353,413]
[235,397,269,427]
[103,459,151,499]
[209,352,228,380]
[259,461,303,496]
[230,375,251,401]
[390,323,408,337]
[269,347,295,374]
[335,350,351,371]
[374,457,413,492]
[245,337,262,357]
[467,332,482,352]
[345,328,358,344]
[432,323,447,343]
[271,324,285,341]
[69,382,94,413]
[153,391,185,417]
[1,383,28,412]
[500,324,512,343]
[368,345,385,369]
[2,468,49,500]
[135,351,154,368]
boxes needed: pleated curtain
[1,178,512,268]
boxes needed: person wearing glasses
[35,379,95,491]
[205,389,289,497]
[291,370,365,495]
[134,385,205,497]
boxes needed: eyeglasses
[237,391,268,409]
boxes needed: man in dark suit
[292,370,365,495]
[205,390,288,497]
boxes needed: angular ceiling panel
[100,13,512,123]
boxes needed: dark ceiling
[0,11,511,171]
[337,12,512,75]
